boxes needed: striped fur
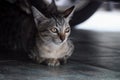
[30,4,74,66]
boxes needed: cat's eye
[50,28,58,33]
[65,27,70,33]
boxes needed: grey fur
[30,5,74,66]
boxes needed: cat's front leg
[45,58,60,67]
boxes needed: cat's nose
[59,34,65,41]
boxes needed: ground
[0,29,120,80]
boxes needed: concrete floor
[0,29,120,80]
[0,60,119,80]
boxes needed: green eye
[65,27,70,33]
[50,28,58,33]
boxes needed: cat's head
[32,1,75,44]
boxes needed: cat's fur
[29,0,75,66]
[0,0,74,66]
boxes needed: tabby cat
[30,0,75,66]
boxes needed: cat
[0,0,74,66]
[29,0,75,66]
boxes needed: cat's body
[31,35,74,66]
[30,4,75,66]
[30,17,74,65]
[0,0,74,66]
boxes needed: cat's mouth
[55,38,66,44]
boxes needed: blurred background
[76,1,120,32]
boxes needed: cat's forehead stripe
[53,16,65,27]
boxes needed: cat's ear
[31,6,48,25]
[63,6,75,21]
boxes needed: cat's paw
[46,58,60,67]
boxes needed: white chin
[55,41,63,44]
